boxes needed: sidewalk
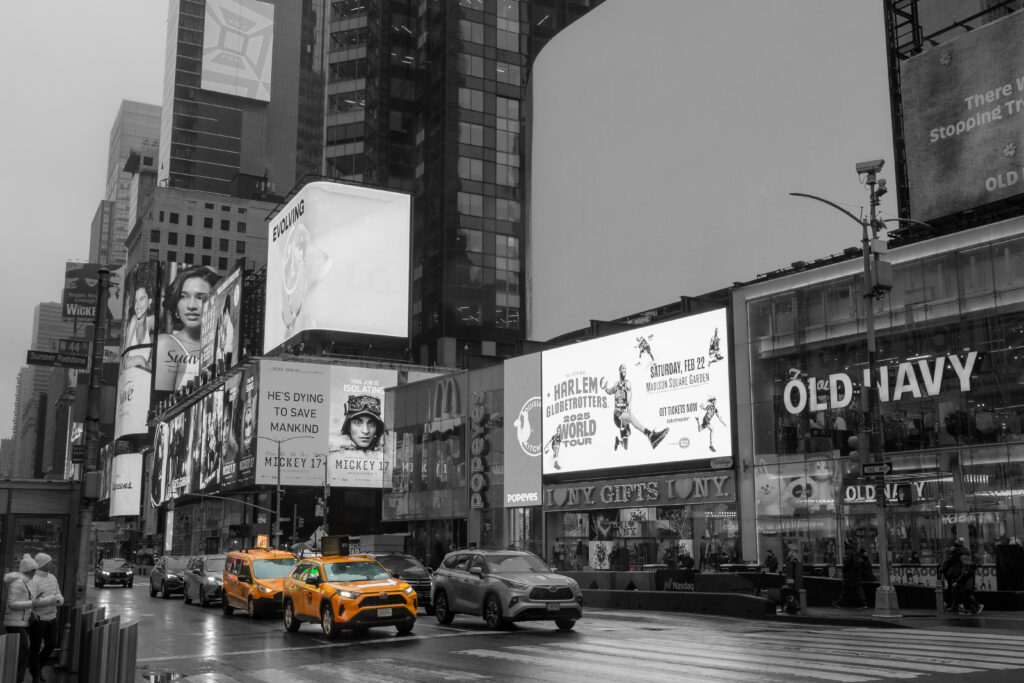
[769,604,1024,632]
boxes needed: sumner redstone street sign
[26,349,89,370]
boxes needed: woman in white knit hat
[3,554,40,683]
[28,552,63,682]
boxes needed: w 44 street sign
[862,462,892,477]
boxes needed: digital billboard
[154,263,222,394]
[201,0,274,102]
[264,182,411,352]
[255,359,400,488]
[503,353,543,507]
[109,452,143,517]
[62,262,123,321]
[114,262,160,439]
[541,309,731,475]
[901,10,1024,222]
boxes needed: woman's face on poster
[133,287,151,319]
[177,276,212,331]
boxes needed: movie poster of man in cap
[328,366,398,488]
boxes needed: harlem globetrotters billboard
[901,10,1024,222]
[541,309,732,475]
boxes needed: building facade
[158,0,324,197]
[324,0,600,367]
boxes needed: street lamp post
[256,434,313,548]
[791,158,904,618]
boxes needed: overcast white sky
[0,2,167,438]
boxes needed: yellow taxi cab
[222,548,298,618]
[282,554,417,637]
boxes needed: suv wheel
[222,591,234,616]
[396,621,414,635]
[184,586,193,605]
[321,605,341,639]
[161,582,171,599]
[283,600,300,632]
[483,595,508,630]
[247,598,258,619]
[149,582,157,598]
[200,588,209,608]
[555,618,576,631]
[434,590,455,625]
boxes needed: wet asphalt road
[83,580,1024,683]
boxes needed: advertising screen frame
[541,309,732,476]
[263,181,412,353]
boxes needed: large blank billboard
[542,309,731,475]
[201,0,274,101]
[264,182,411,351]
[901,11,1024,222]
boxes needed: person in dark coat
[763,549,779,573]
[859,548,877,582]
[832,541,867,608]
[953,555,983,615]
[939,538,968,610]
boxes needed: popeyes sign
[783,351,978,415]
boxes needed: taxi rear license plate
[546,603,559,611]
[378,608,393,617]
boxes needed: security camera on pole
[791,159,929,619]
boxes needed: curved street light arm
[789,192,866,228]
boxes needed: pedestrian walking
[3,554,39,683]
[28,552,64,681]
[953,555,984,615]
[832,541,867,608]
[939,538,968,611]
[763,549,779,573]
[552,537,566,570]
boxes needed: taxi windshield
[253,558,297,579]
[324,560,389,582]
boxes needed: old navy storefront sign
[782,351,978,415]
[545,472,735,512]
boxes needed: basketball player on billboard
[696,397,726,452]
[600,364,669,451]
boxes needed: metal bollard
[936,586,946,614]
[798,588,808,615]
[0,632,19,683]
[117,622,138,683]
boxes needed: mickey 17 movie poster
[541,309,731,475]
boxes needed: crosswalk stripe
[247,668,320,683]
[547,640,913,681]
[843,627,1024,645]
[735,632,1024,666]
[503,644,791,683]
[614,635,979,675]
[737,634,1024,671]
[455,646,682,683]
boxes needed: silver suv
[431,549,582,630]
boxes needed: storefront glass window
[9,517,65,572]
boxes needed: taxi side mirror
[306,575,322,586]
[469,567,483,576]
[238,575,251,584]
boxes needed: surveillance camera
[856,159,885,175]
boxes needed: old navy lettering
[783,351,978,415]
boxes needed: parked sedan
[94,558,133,588]
[367,553,434,614]
[183,554,227,607]
[149,555,189,599]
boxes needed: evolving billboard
[264,182,411,352]
[901,11,1024,222]
[201,0,274,102]
[541,309,732,475]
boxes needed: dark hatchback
[149,555,189,598]
[94,558,133,588]
[368,553,434,613]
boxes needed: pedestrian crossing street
[168,624,1024,683]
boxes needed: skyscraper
[158,0,325,197]
[324,0,600,366]
[93,101,161,265]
